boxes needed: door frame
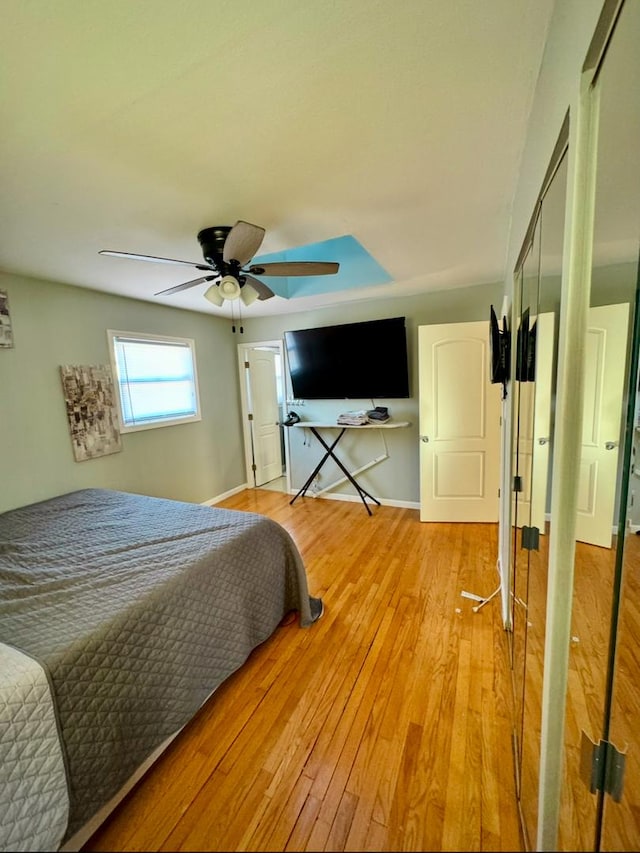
[237,339,290,493]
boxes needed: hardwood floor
[83,490,523,852]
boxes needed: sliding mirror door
[559,0,640,848]
[520,150,567,849]
[511,131,568,848]
[511,207,541,816]
[589,1,639,848]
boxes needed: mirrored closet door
[510,134,568,848]
[510,202,540,812]
[559,0,640,848]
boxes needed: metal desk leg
[292,427,381,515]
[290,429,345,505]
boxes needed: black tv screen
[284,316,410,400]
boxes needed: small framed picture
[0,290,14,348]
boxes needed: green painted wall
[0,272,245,513]
[241,280,504,504]
[0,272,503,513]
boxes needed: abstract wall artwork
[0,290,13,348]
[60,364,122,462]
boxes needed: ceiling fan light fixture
[218,274,241,300]
[240,282,260,306]
[204,283,224,306]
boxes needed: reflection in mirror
[559,0,640,849]
[511,236,539,824]
[510,211,540,812]
[512,222,540,845]
[596,0,640,847]
[516,151,568,848]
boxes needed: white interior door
[513,379,535,529]
[418,320,501,522]
[530,312,555,532]
[513,312,555,532]
[247,349,283,486]
[575,302,630,547]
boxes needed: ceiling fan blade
[155,275,219,296]
[100,250,212,271]
[222,221,266,265]
[248,261,339,277]
[242,274,275,300]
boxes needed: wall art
[60,364,122,461]
[0,290,13,348]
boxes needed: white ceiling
[0,0,555,318]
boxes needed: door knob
[538,437,550,445]
[420,436,429,443]
[605,441,619,450]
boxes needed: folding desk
[290,421,410,515]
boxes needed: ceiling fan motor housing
[197,226,232,269]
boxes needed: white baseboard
[203,483,419,511]
[202,483,249,506]
[287,488,419,510]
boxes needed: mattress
[0,488,314,848]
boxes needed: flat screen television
[284,316,410,400]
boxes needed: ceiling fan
[99,221,340,307]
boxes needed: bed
[0,488,319,852]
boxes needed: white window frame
[107,329,202,434]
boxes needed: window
[107,330,201,433]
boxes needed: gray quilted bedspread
[0,488,313,842]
